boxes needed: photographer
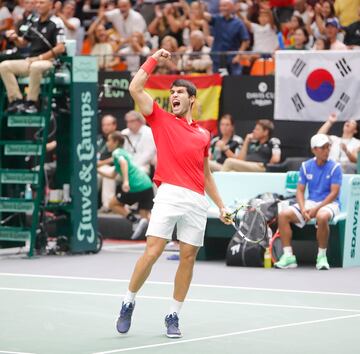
[0,0,65,114]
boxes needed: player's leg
[165,241,199,338]
[275,205,304,269]
[129,236,167,293]
[315,203,339,270]
[117,190,177,334]
[116,236,167,334]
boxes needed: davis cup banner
[274,51,360,121]
[143,74,222,134]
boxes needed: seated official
[209,114,243,172]
[221,119,281,172]
[275,134,342,271]
[0,0,65,114]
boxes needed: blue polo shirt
[210,15,250,53]
[298,158,342,204]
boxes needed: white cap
[310,134,330,148]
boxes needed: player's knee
[180,250,197,265]
[144,245,162,264]
[316,213,329,225]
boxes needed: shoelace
[120,304,133,318]
[166,313,179,328]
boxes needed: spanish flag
[144,74,222,135]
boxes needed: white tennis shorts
[146,183,210,247]
[290,200,340,228]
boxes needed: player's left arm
[204,157,231,224]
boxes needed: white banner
[274,51,360,121]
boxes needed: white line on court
[0,351,36,354]
[1,272,360,297]
[0,287,359,313]
[92,313,360,354]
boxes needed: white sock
[123,290,136,304]
[283,246,293,256]
[169,299,183,316]
[318,248,327,257]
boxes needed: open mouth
[172,100,180,109]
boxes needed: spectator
[13,0,34,24]
[312,37,331,50]
[183,1,212,46]
[102,0,148,45]
[13,0,36,26]
[3,0,36,60]
[0,0,65,114]
[270,0,295,30]
[241,8,278,53]
[325,17,347,50]
[177,30,212,74]
[97,114,118,212]
[334,0,360,27]
[119,32,150,73]
[283,14,304,47]
[0,0,13,33]
[206,0,250,75]
[98,131,154,239]
[286,27,309,49]
[318,113,360,173]
[209,114,243,172]
[121,110,156,175]
[293,0,310,24]
[306,1,336,42]
[154,35,180,74]
[275,133,342,270]
[88,21,119,70]
[221,119,281,172]
[54,1,80,41]
[148,2,187,48]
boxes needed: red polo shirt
[144,102,210,195]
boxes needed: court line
[92,313,360,354]
[0,351,36,354]
[1,272,360,297]
[0,287,359,313]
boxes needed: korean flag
[274,51,360,121]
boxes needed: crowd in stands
[0,0,359,73]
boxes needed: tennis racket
[225,203,268,244]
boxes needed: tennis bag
[226,233,265,267]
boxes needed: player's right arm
[129,49,171,116]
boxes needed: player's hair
[109,131,125,147]
[256,119,274,137]
[171,79,197,98]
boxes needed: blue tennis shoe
[116,302,135,334]
[165,312,182,338]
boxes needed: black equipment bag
[226,233,265,267]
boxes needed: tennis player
[116,48,230,338]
